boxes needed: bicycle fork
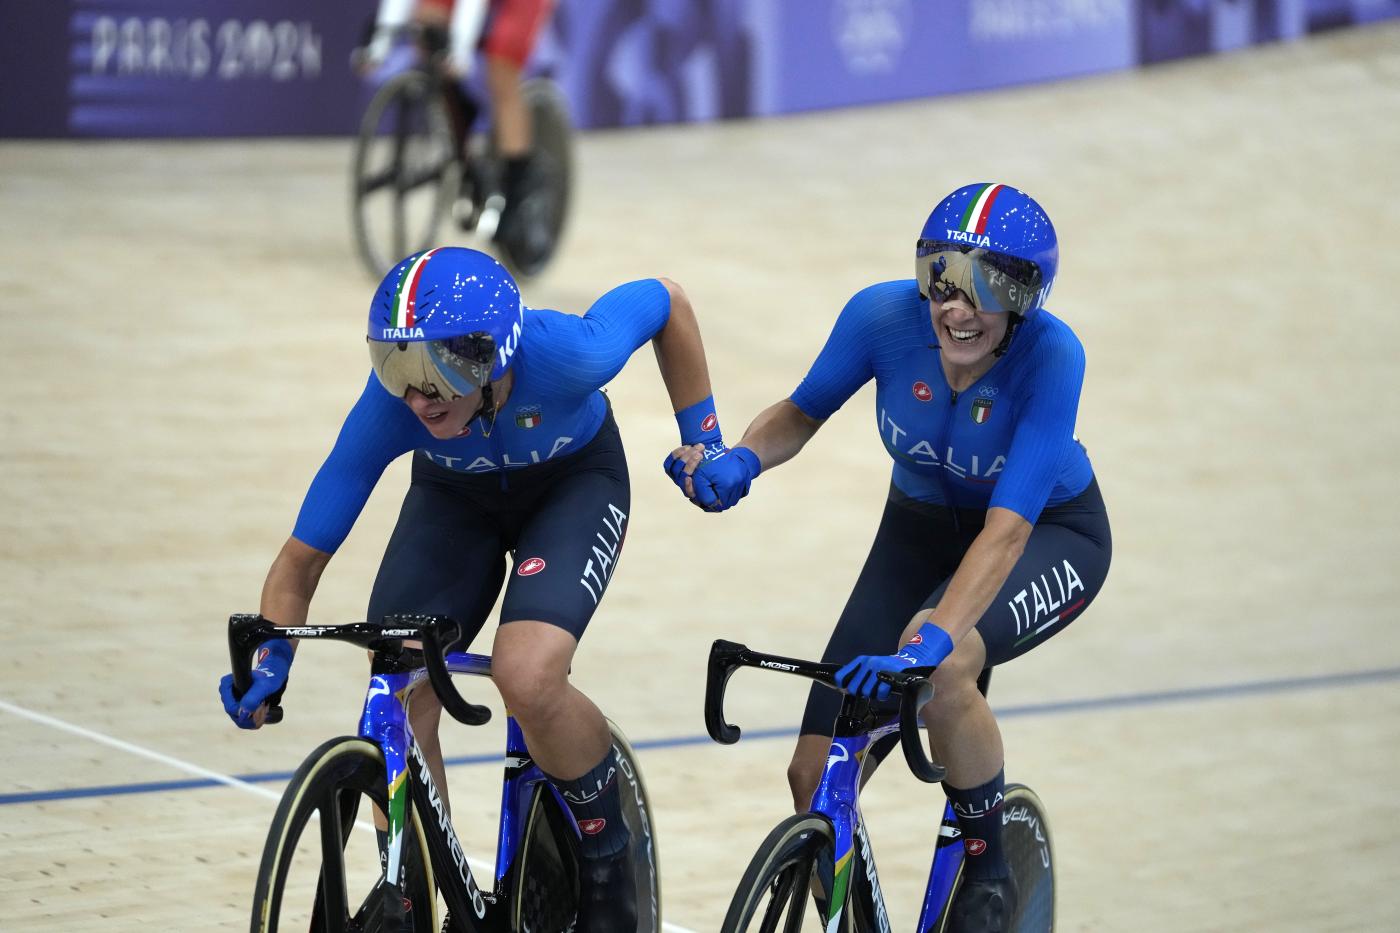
[812,732,899,933]
[363,671,491,930]
[915,801,966,933]
[819,726,971,933]
[494,715,571,886]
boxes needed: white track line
[0,697,697,933]
[0,697,285,801]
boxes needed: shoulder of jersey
[851,278,922,304]
[1016,309,1084,363]
[518,305,567,338]
[513,306,574,375]
[845,279,925,323]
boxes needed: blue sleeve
[290,374,418,553]
[790,282,917,420]
[989,329,1086,524]
[524,279,671,397]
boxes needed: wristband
[675,395,722,448]
[256,638,295,669]
[896,622,954,667]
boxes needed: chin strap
[475,381,499,437]
[992,312,1024,358]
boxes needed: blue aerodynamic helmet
[367,247,524,400]
[915,183,1058,317]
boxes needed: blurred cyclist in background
[358,0,555,244]
[221,246,730,931]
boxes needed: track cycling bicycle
[228,612,659,933]
[350,25,573,280]
[705,640,1053,932]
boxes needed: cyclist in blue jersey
[666,184,1111,932]
[221,246,729,931]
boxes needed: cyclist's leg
[484,0,555,225]
[489,414,627,766]
[490,422,634,931]
[492,450,628,800]
[912,484,1110,925]
[972,480,1112,670]
[482,0,553,153]
[912,484,1113,785]
[365,463,508,814]
[788,489,960,811]
[439,0,488,160]
[486,55,529,159]
[915,630,999,788]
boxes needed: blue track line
[4,665,1398,806]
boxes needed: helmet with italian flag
[915,183,1058,317]
[367,247,524,400]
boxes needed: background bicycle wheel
[4,11,1400,933]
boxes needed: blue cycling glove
[691,446,761,510]
[836,622,954,701]
[666,395,760,510]
[219,638,294,729]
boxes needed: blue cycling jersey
[790,280,1093,524]
[291,279,670,553]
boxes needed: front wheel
[512,719,662,932]
[250,736,436,933]
[722,812,838,933]
[1000,783,1054,932]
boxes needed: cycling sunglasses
[368,332,497,400]
[915,239,1044,314]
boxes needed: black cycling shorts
[366,409,630,646]
[799,478,1112,737]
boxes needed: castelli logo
[701,412,718,432]
[578,818,607,836]
[965,838,987,856]
[517,557,546,576]
[908,633,923,645]
[913,381,933,402]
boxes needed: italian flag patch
[971,398,993,424]
[515,405,542,429]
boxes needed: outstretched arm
[650,278,714,414]
[664,282,887,511]
[665,398,825,511]
[732,398,824,473]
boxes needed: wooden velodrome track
[3,22,1398,932]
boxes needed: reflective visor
[368,333,497,400]
[915,239,1044,314]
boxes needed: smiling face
[931,290,1010,371]
[404,386,481,439]
[400,369,514,438]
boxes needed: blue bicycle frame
[705,639,955,933]
[808,722,963,933]
[361,649,577,927]
[228,613,585,932]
